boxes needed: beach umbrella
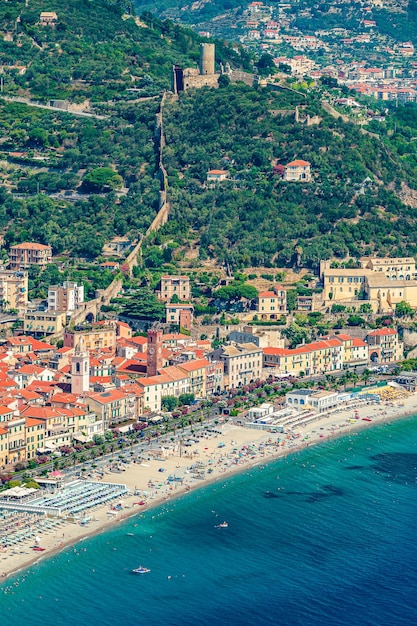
[34,536,40,543]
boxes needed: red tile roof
[11,242,51,251]
[21,406,61,419]
[259,291,277,298]
[367,328,397,336]
[286,160,310,167]
[352,338,367,347]
[25,418,45,427]
[12,388,42,400]
[178,358,210,372]
[52,392,78,404]
[87,389,126,404]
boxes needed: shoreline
[2,390,416,582]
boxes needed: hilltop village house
[283,159,311,181]
[257,288,287,320]
[157,275,191,302]
[207,170,229,185]
[39,12,58,25]
[9,242,52,271]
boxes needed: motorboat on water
[132,565,150,574]
[215,521,228,528]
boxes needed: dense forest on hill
[0,99,161,256]
[162,85,417,269]
[0,0,247,101]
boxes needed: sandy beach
[2,389,417,581]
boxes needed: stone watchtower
[199,43,215,76]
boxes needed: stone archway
[370,351,379,363]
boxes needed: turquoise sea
[2,418,417,625]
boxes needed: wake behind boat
[132,565,151,574]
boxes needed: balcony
[9,440,25,450]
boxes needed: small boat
[362,417,372,422]
[32,546,46,551]
[216,521,228,528]
[132,565,150,574]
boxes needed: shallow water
[2,417,417,626]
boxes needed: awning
[0,486,38,498]
[72,434,88,443]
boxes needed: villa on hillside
[257,288,287,320]
[207,170,229,185]
[283,159,311,182]
[39,12,58,24]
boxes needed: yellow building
[257,289,287,320]
[159,275,191,302]
[0,426,8,468]
[26,418,45,460]
[322,258,417,310]
[324,334,369,367]
[322,268,369,303]
[263,338,344,377]
[366,328,403,363]
[21,407,72,452]
[24,310,67,336]
[178,358,210,398]
[360,256,416,280]
[7,416,26,465]
[0,270,28,313]
[364,275,417,313]
[64,326,116,351]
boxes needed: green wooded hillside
[162,85,417,269]
[0,0,249,259]
[0,0,246,101]
[0,99,161,257]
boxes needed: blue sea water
[2,418,417,626]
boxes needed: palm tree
[362,369,371,386]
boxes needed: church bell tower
[71,338,90,395]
